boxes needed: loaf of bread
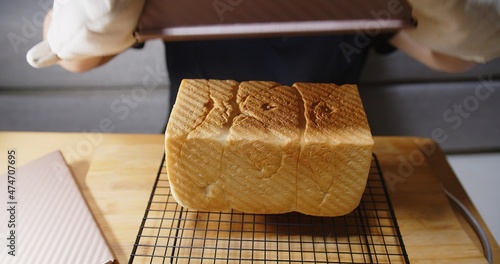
[165,79,373,216]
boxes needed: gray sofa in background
[359,51,500,153]
[1,0,499,153]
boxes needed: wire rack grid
[129,154,410,263]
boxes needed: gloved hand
[26,0,145,69]
[405,0,500,63]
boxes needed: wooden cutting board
[0,133,494,263]
[81,137,489,263]
[373,138,490,264]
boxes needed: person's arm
[389,30,478,73]
[43,9,117,73]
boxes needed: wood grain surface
[0,132,497,263]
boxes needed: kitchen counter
[0,132,498,263]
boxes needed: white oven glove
[406,0,500,63]
[26,0,145,68]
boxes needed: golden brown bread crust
[165,79,373,216]
[293,82,373,215]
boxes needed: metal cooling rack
[129,154,410,263]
